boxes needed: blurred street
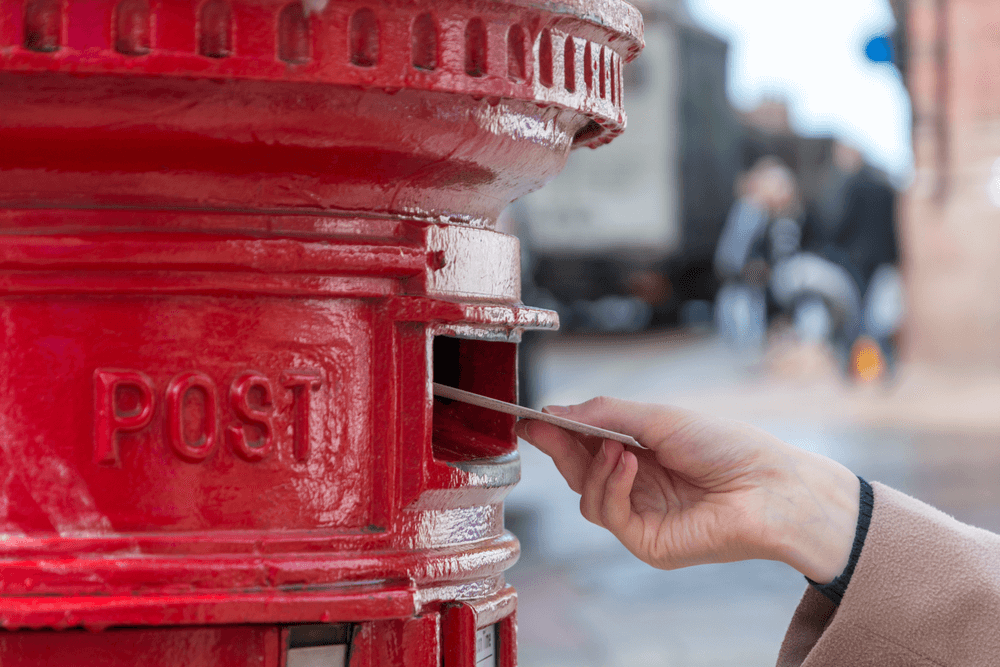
[506,331,1000,667]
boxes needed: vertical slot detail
[583,41,593,92]
[198,0,232,58]
[538,28,552,88]
[23,0,61,52]
[115,0,150,55]
[411,12,437,70]
[432,336,517,462]
[618,57,624,103]
[506,23,525,82]
[349,7,378,67]
[598,46,606,98]
[278,3,309,64]
[563,36,575,92]
[464,17,487,77]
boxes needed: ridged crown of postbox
[0,0,641,661]
[1,0,642,223]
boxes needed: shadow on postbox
[431,336,518,462]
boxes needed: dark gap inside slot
[287,624,352,648]
[432,336,517,462]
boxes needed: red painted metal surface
[0,0,641,662]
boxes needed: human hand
[514,398,860,584]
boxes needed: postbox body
[0,0,641,663]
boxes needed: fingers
[515,420,642,548]
[515,419,593,494]
[518,417,641,551]
[580,440,639,540]
[579,440,622,527]
[602,449,638,535]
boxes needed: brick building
[901,0,1000,369]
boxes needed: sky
[684,0,914,183]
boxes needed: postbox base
[0,587,518,667]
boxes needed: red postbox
[0,0,642,663]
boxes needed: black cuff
[806,476,874,605]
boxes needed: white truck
[516,1,742,330]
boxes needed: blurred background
[503,0,1000,664]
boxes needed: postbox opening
[432,336,517,462]
[285,624,351,667]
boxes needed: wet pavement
[505,331,1000,666]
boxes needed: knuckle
[586,395,613,412]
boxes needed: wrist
[765,448,860,583]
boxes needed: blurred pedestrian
[811,143,904,377]
[713,157,799,350]
[828,144,899,296]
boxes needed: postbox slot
[432,336,517,462]
[285,624,351,667]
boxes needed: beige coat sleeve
[777,482,1000,666]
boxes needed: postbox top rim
[516,0,645,58]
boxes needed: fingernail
[514,419,533,441]
[542,405,570,415]
[615,453,626,474]
[599,442,608,461]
